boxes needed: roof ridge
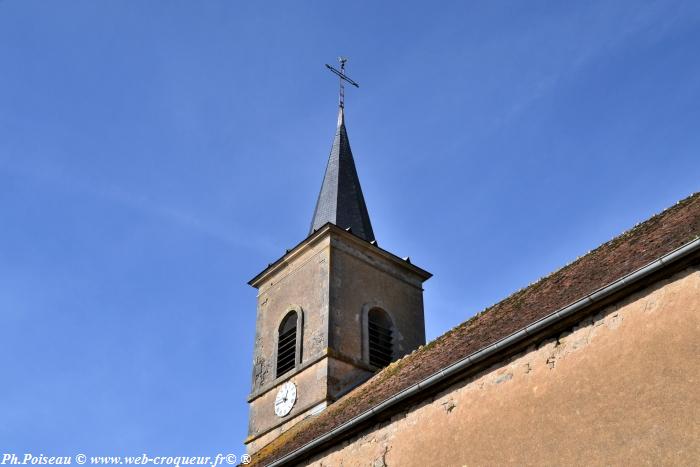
[430,191,700,343]
[252,190,700,465]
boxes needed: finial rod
[325,57,359,109]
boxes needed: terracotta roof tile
[251,192,700,466]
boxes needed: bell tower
[245,62,431,453]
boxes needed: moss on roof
[250,192,700,466]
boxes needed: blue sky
[1,0,699,460]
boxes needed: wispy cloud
[0,158,275,254]
[468,1,694,137]
[494,1,690,129]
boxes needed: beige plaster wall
[327,356,373,401]
[248,236,331,442]
[307,266,700,466]
[247,360,330,453]
[330,234,426,363]
[248,229,430,448]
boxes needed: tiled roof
[253,192,700,466]
[309,107,375,242]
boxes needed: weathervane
[325,57,359,109]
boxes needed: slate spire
[309,107,375,242]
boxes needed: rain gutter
[266,237,700,467]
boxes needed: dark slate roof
[251,192,700,466]
[309,107,375,242]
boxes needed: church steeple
[309,107,375,242]
[245,60,430,454]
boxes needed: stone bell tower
[245,66,431,453]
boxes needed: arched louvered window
[368,308,393,369]
[276,312,298,378]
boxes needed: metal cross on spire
[325,57,359,109]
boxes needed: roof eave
[264,236,700,466]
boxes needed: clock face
[274,381,297,418]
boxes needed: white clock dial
[274,381,297,418]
